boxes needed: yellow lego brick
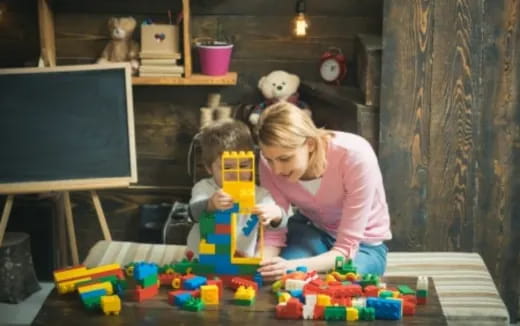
[171,277,181,289]
[78,281,113,295]
[54,263,121,282]
[53,266,88,283]
[271,280,282,293]
[278,292,291,303]
[199,239,216,254]
[201,285,219,305]
[57,277,92,294]
[316,294,331,306]
[346,307,359,321]
[101,295,121,316]
[234,286,255,301]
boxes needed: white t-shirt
[299,178,322,196]
[186,178,284,258]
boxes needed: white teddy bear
[249,70,311,126]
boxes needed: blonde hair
[199,119,254,167]
[256,102,331,178]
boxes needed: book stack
[139,52,184,77]
[139,24,183,77]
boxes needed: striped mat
[83,241,509,325]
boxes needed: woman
[254,102,391,281]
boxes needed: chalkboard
[0,63,137,194]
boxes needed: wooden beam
[38,0,56,67]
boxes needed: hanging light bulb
[293,0,309,37]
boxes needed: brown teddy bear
[97,17,140,74]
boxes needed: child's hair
[256,101,332,178]
[199,118,255,168]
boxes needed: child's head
[199,119,255,186]
[256,101,330,181]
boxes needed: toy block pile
[274,257,428,321]
[53,264,126,315]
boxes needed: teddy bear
[97,17,140,74]
[248,70,311,126]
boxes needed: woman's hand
[258,256,292,281]
[208,189,233,211]
[253,204,282,227]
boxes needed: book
[138,72,183,77]
[140,58,179,65]
[139,52,182,59]
[139,65,185,73]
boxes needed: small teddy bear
[97,17,140,74]
[249,70,311,126]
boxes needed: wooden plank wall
[0,1,382,260]
[380,0,520,321]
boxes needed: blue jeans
[280,213,388,275]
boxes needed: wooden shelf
[132,72,237,86]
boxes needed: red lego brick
[403,301,416,315]
[364,285,379,297]
[215,224,231,234]
[417,297,427,305]
[134,284,159,302]
[276,298,303,319]
[230,277,258,291]
[331,297,352,307]
[402,294,417,304]
[168,290,190,305]
[313,305,325,320]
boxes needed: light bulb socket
[295,0,306,14]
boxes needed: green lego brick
[234,298,255,306]
[379,290,394,298]
[173,259,194,274]
[237,264,260,275]
[324,306,346,320]
[359,307,375,321]
[398,285,416,295]
[416,289,428,297]
[183,298,205,311]
[199,211,216,237]
[140,274,158,288]
[82,296,101,310]
[359,274,380,287]
[192,263,216,274]
[215,244,232,255]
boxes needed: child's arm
[189,179,232,220]
[254,186,291,228]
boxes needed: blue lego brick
[79,288,107,301]
[241,215,259,236]
[207,234,231,244]
[253,272,263,288]
[296,266,308,273]
[199,254,231,265]
[174,292,192,307]
[183,276,207,290]
[215,262,240,275]
[215,211,231,224]
[288,289,304,303]
[134,262,158,280]
[366,297,402,320]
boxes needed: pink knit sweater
[260,131,392,258]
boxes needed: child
[186,119,287,258]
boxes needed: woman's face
[260,140,312,182]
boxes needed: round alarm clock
[320,47,347,84]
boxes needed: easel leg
[90,191,112,241]
[63,191,79,265]
[0,195,14,246]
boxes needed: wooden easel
[0,190,111,265]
